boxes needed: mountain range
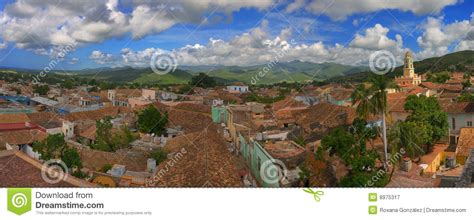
[1,50,473,85]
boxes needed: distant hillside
[201,61,367,84]
[330,50,474,83]
[72,61,368,85]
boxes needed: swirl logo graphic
[12,193,28,208]
[41,159,68,184]
[7,188,32,215]
[150,52,178,75]
[369,50,396,75]
[260,159,288,185]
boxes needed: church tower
[395,50,421,87]
[403,51,415,78]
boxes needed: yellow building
[395,51,422,87]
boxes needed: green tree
[62,147,82,169]
[150,149,168,165]
[93,117,114,151]
[33,84,49,95]
[190,73,216,88]
[137,105,168,135]
[462,79,472,89]
[62,80,74,89]
[404,95,448,150]
[388,121,429,159]
[458,93,474,102]
[321,127,355,162]
[351,74,399,164]
[32,134,67,160]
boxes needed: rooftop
[261,140,306,169]
[0,150,94,187]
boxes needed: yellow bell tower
[395,51,421,86]
[403,51,415,78]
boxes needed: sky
[0,0,472,71]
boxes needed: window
[452,118,456,130]
[468,121,473,127]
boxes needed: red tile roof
[151,127,244,187]
[0,151,94,187]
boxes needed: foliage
[150,149,168,165]
[426,71,450,83]
[349,118,378,154]
[33,84,49,95]
[100,164,113,173]
[388,121,429,158]
[243,92,285,104]
[137,105,168,135]
[33,134,67,161]
[189,72,216,88]
[458,93,474,102]
[93,116,115,152]
[62,80,75,89]
[462,79,472,89]
[33,134,83,170]
[404,95,448,149]
[321,127,355,161]
[62,147,82,169]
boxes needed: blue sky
[0,0,472,70]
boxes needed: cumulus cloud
[416,15,474,58]
[89,50,116,64]
[302,0,459,20]
[350,24,403,50]
[0,0,275,54]
[103,22,407,68]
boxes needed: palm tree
[351,74,399,164]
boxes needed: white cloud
[285,0,306,13]
[416,15,474,58]
[89,50,116,64]
[301,0,459,20]
[0,0,276,54]
[350,24,403,50]
[104,23,407,68]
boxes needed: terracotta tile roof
[79,124,96,140]
[173,103,211,114]
[76,147,148,172]
[388,92,409,113]
[150,103,213,133]
[456,128,474,158]
[63,106,132,122]
[0,113,30,124]
[297,102,355,128]
[441,102,474,114]
[420,82,462,92]
[152,127,243,187]
[387,165,436,187]
[0,151,94,187]
[296,103,356,140]
[272,96,305,111]
[262,140,306,169]
[27,112,62,129]
[329,89,353,101]
[0,129,48,146]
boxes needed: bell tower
[403,51,415,78]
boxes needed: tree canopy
[137,105,168,135]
